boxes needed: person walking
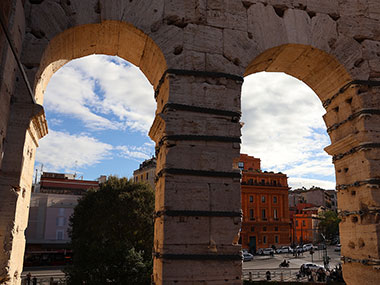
[26,273,31,285]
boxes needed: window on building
[263,236,267,244]
[56,230,64,240]
[251,226,254,232]
[238,162,244,169]
[262,209,266,220]
[249,196,253,203]
[261,196,265,203]
[273,180,277,186]
[302,220,306,227]
[249,209,255,220]
[146,173,149,179]
[275,235,279,243]
[261,179,265,184]
[296,220,298,227]
[58,208,65,216]
[274,209,278,220]
[275,226,278,231]
[263,227,266,231]
[273,196,277,204]
[56,217,65,227]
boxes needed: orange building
[235,154,291,253]
[290,203,323,244]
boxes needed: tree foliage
[65,176,154,284]
[318,210,341,240]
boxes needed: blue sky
[35,55,335,189]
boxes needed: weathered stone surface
[2,0,380,284]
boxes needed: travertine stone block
[154,259,241,284]
[223,28,258,73]
[3,0,380,284]
[247,3,288,51]
[183,24,223,54]
[340,222,380,259]
[311,14,338,52]
[155,175,241,212]
[306,0,339,15]
[283,9,311,45]
[155,112,241,138]
[158,143,240,172]
[206,0,247,31]
[164,0,207,25]
[28,1,71,39]
[337,16,380,42]
[166,76,242,111]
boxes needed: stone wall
[0,0,379,284]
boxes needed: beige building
[289,187,337,211]
[133,157,156,190]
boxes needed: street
[242,246,342,282]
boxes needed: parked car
[303,243,314,251]
[300,263,325,272]
[334,244,341,252]
[276,246,293,254]
[243,252,254,261]
[295,245,304,253]
[257,248,275,255]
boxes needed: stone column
[325,82,380,284]
[149,70,243,284]
[0,102,47,284]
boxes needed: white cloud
[36,130,113,172]
[241,72,335,188]
[41,56,336,189]
[288,177,335,190]
[44,55,155,133]
[115,145,153,161]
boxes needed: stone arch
[1,1,380,284]
[34,20,167,105]
[242,43,380,284]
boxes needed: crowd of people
[297,264,344,283]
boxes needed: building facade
[133,157,156,190]
[236,154,291,253]
[290,204,325,245]
[289,187,337,211]
[24,173,100,266]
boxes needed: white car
[303,243,314,251]
[243,252,254,261]
[276,246,293,254]
[300,263,325,272]
[295,245,304,253]
[257,248,275,255]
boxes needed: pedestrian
[26,272,31,285]
[32,276,37,285]
[266,270,271,281]
[296,271,301,281]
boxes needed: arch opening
[25,54,157,282]
[34,20,167,105]
[239,43,371,283]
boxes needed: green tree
[65,176,154,284]
[318,210,341,241]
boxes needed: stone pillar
[149,70,243,284]
[325,83,380,284]
[0,102,47,284]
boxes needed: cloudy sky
[35,55,335,189]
